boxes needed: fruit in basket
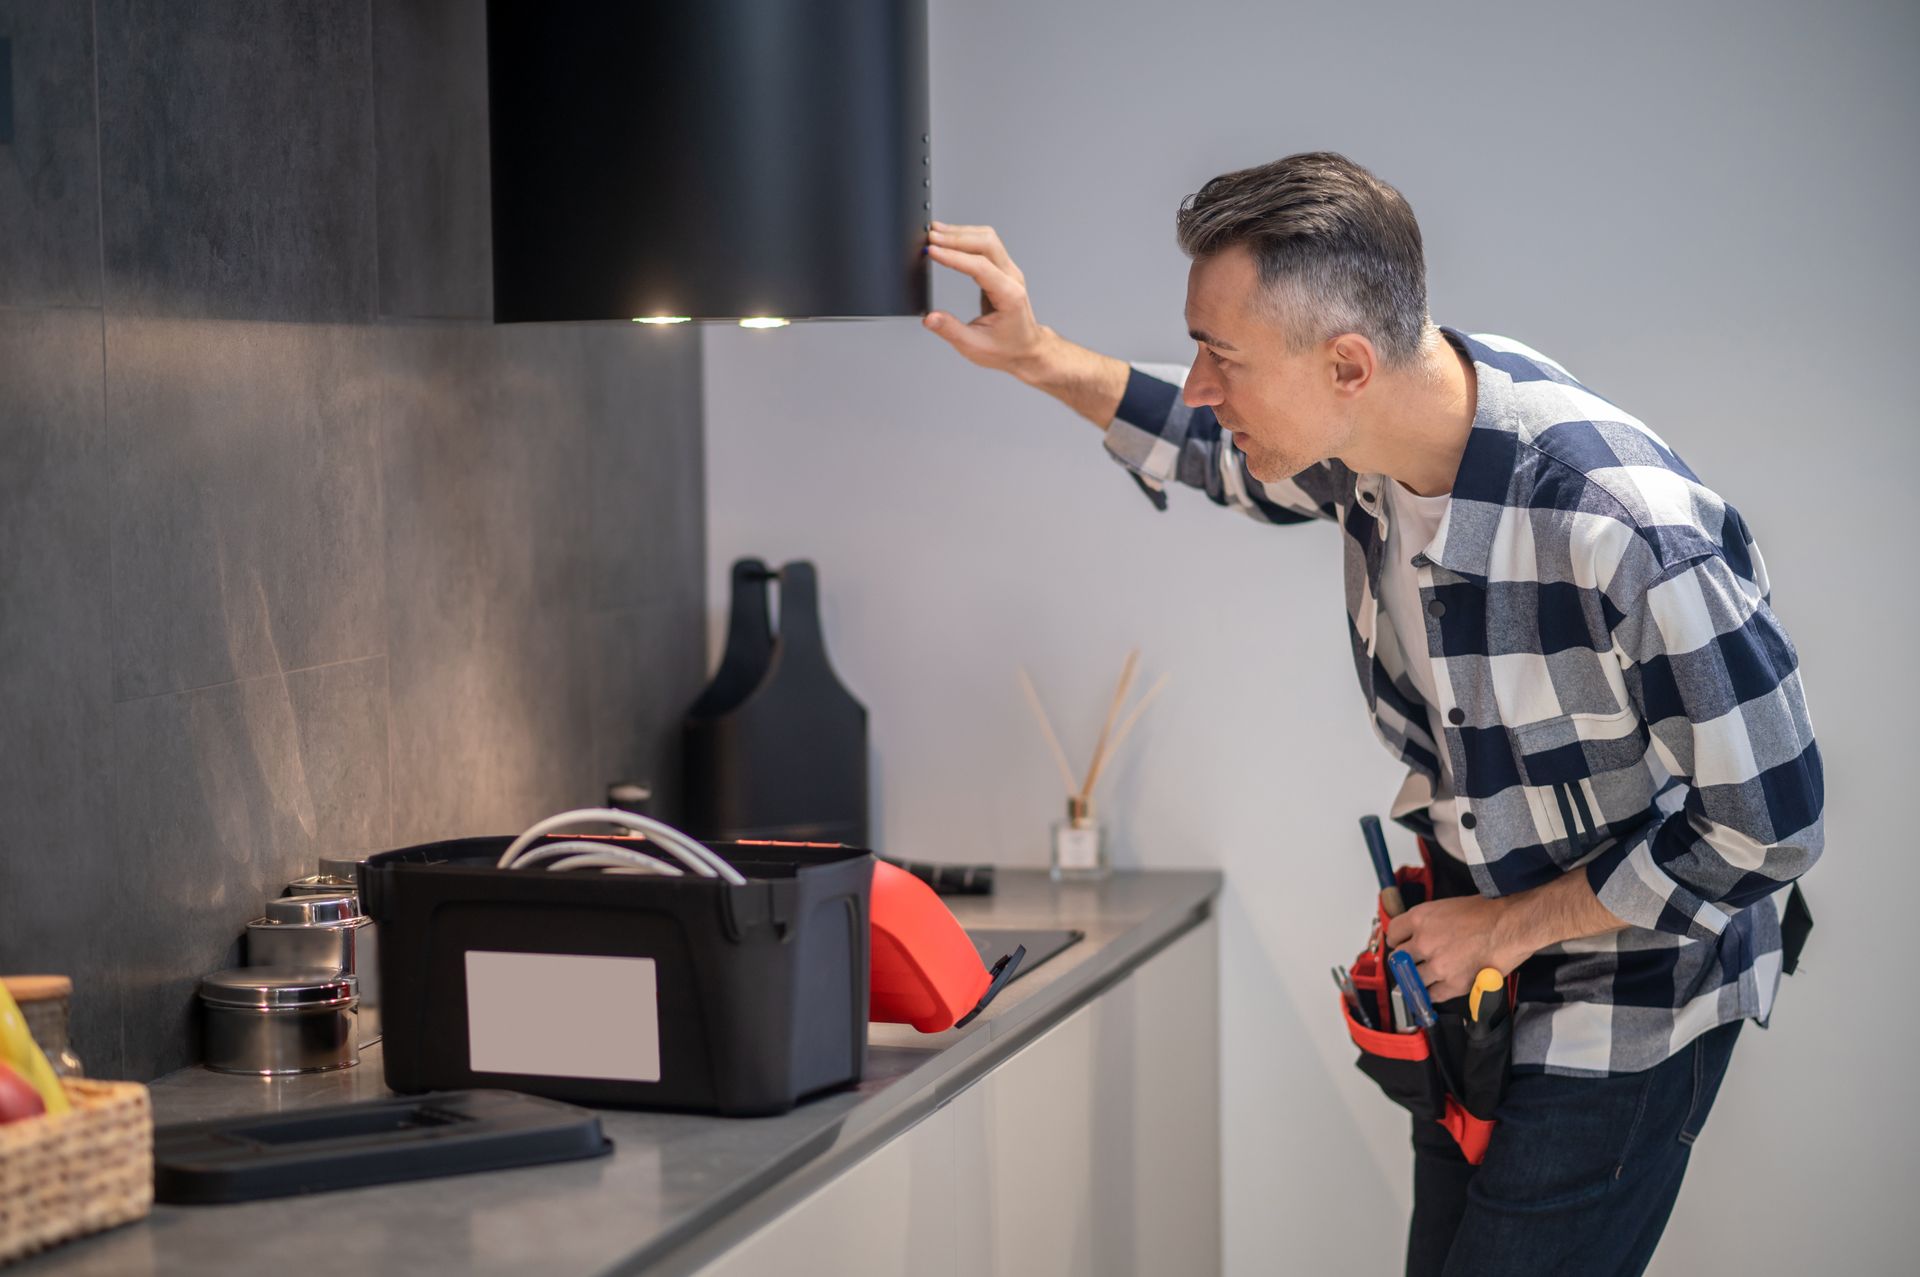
[0,1060,46,1123]
[0,979,70,1115]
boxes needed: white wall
[702,1,1919,1271]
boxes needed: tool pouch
[1339,850,1512,1165]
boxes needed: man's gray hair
[1175,152,1430,366]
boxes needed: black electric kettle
[682,559,868,846]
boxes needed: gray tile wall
[0,0,709,1080]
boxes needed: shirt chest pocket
[1512,707,1656,863]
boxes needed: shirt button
[1427,599,1446,618]
[1460,811,1477,830]
[1448,707,1465,726]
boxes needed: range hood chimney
[486,0,931,325]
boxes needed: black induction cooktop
[964,928,1083,985]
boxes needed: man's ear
[1328,333,1377,398]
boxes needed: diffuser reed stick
[1018,666,1080,795]
[1083,671,1170,799]
[1079,649,1139,802]
[1018,651,1169,881]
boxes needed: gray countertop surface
[20,868,1220,1277]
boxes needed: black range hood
[487,0,931,325]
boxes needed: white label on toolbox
[465,951,661,1082]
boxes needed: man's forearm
[1493,867,1631,964]
[1010,327,1131,430]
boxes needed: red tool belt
[1339,841,1514,1165]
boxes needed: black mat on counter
[966,928,1083,985]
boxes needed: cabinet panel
[695,1107,957,1277]
[956,917,1221,1277]
[1104,915,1222,1276]
[700,916,1220,1277]
[956,997,1100,1275]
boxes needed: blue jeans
[1407,1020,1741,1277]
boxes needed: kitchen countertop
[21,869,1220,1277]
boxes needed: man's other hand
[1386,869,1631,1002]
[1386,894,1532,1003]
[922,222,1052,378]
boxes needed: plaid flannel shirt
[1107,328,1823,1076]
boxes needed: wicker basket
[0,1079,153,1267]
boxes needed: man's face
[1181,245,1355,484]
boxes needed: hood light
[738,317,790,329]
[632,316,691,325]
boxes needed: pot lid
[198,967,356,1010]
[263,893,360,925]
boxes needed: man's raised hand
[922,222,1051,376]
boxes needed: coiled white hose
[508,840,685,875]
[496,808,746,886]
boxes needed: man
[921,152,1821,1276]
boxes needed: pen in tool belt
[1388,950,1464,1100]
[1360,815,1405,918]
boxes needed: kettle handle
[686,558,776,719]
[771,561,829,671]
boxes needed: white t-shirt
[1376,479,1463,861]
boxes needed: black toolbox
[359,837,872,1116]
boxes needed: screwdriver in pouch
[1360,815,1406,918]
[1389,950,1464,1102]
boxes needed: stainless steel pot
[316,854,366,880]
[198,968,358,1075]
[284,874,356,897]
[247,892,380,1046]
[286,853,367,898]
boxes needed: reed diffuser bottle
[1052,795,1106,880]
[1020,650,1167,884]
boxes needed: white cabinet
[698,918,1220,1277]
[689,1109,962,1276]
